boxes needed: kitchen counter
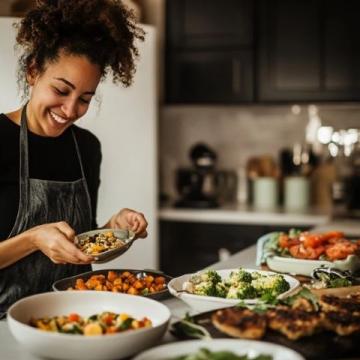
[0,245,258,360]
[159,204,330,226]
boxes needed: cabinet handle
[232,59,241,94]
[218,248,231,262]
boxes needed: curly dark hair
[15,0,145,96]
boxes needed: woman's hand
[27,222,93,264]
[105,208,148,238]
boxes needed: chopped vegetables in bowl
[257,229,360,276]
[7,291,170,360]
[168,268,300,312]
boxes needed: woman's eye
[80,98,90,104]
[54,87,68,96]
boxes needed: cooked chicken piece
[212,307,266,340]
[319,295,360,315]
[267,307,321,340]
[291,297,316,312]
[321,311,360,336]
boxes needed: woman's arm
[0,222,93,270]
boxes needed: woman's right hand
[26,222,93,264]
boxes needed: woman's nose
[61,100,77,120]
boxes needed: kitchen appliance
[174,143,237,208]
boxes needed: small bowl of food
[53,269,172,301]
[7,291,170,360]
[75,229,135,263]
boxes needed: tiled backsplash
[159,104,360,199]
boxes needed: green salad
[166,348,272,360]
[182,269,290,300]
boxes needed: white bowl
[266,254,360,276]
[8,291,170,360]
[133,339,305,360]
[168,268,300,312]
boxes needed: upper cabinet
[258,0,360,102]
[165,0,255,104]
[165,0,360,104]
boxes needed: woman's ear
[26,62,38,86]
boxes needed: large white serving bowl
[168,268,300,312]
[8,291,171,360]
[133,339,305,360]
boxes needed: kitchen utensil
[75,228,135,263]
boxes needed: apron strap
[19,105,30,207]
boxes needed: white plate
[7,291,170,360]
[266,254,360,277]
[133,339,305,360]
[168,268,300,312]
[75,228,135,263]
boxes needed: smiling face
[26,50,102,137]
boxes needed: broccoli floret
[226,283,257,299]
[201,270,221,284]
[229,268,252,284]
[252,274,290,297]
[214,282,229,298]
[328,277,352,288]
[193,281,217,297]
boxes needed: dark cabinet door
[166,50,254,103]
[159,221,310,277]
[257,0,360,102]
[323,0,360,99]
[167,0,254,49]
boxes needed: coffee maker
[174,143,220,208]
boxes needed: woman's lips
[49,110,68,124]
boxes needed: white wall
[79,25,158,270]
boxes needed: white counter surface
[159,204,330,226]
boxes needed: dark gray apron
[0,105,92,315]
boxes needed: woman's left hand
[105,208,148,238]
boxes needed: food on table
[166,348,273,360]
[182,269,290,300]
[269,229,360,261]
[266,306,321,340]
[306,267,354,289]
[68,270,166,295]
[180,290,360,341]
[76,231,125,255]
[30,311,152,335]
[212,307,267,339]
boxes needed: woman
[0,0,148,313]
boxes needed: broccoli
[252,274,290,297]
[229,268,252,284]
[215,282,229,298]
[226,283,257,299]
[193,281,217,297]
[201,270,222,284]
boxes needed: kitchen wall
[160,104,360,200]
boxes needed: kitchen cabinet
[258,0,360,102]
[165,0,254,103]
[159,220,309,276]
[165,0,360,103]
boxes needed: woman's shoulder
[0,113,19,136]
[72,125,101,149]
